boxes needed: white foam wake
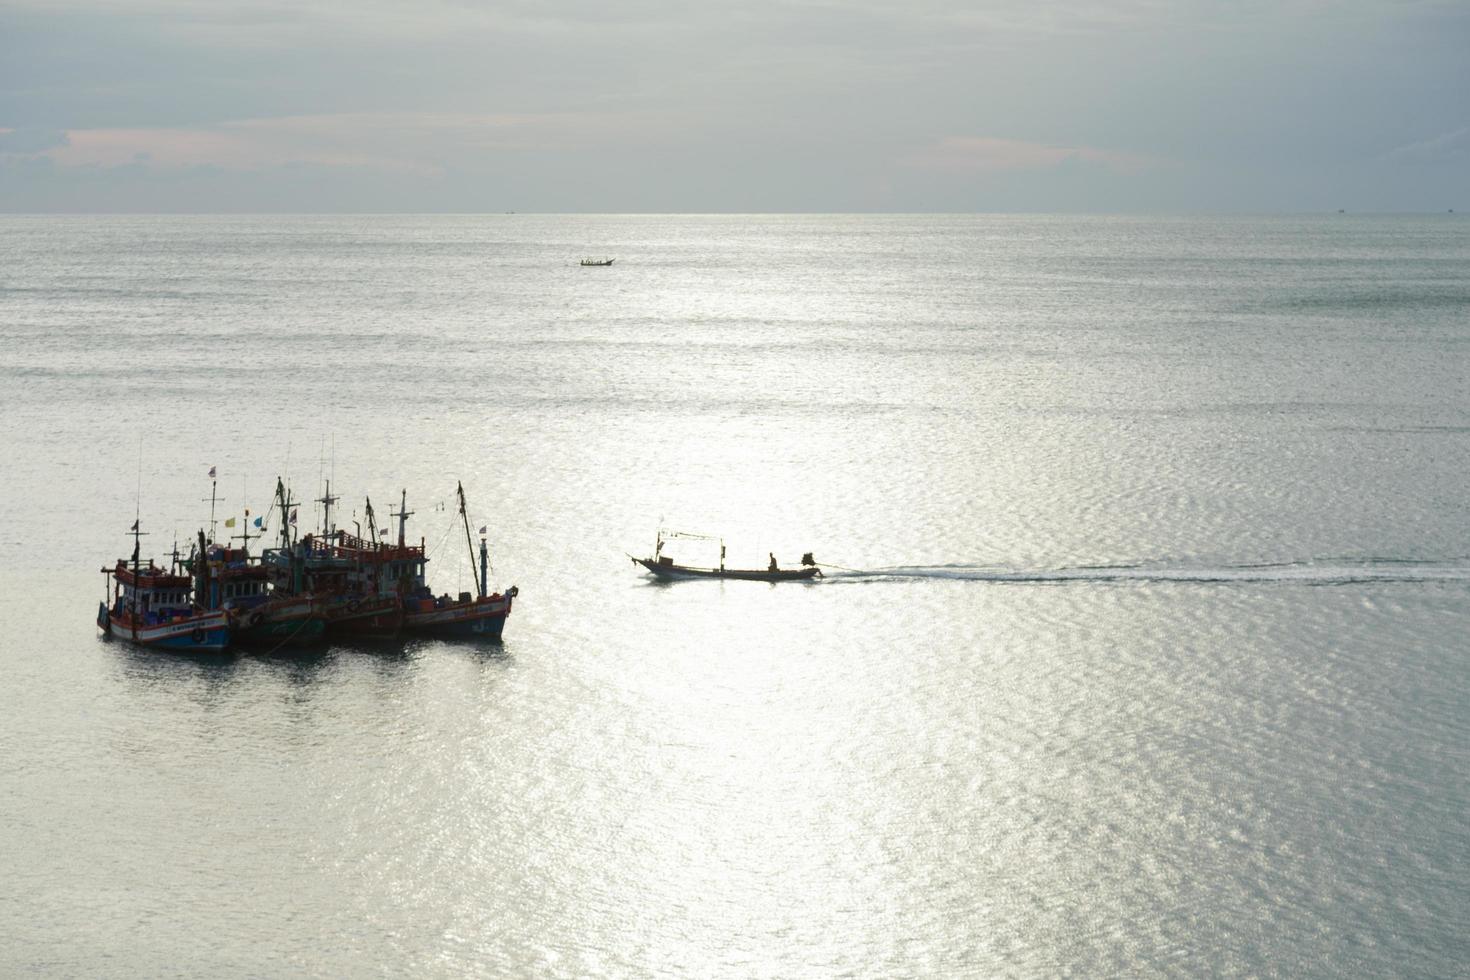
[820,558,1470,586]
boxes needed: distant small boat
[631,530,822,582]
[580,258,615,266]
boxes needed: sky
[1,0,1467,212]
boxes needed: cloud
[904,136,1155,175]
[0,128,71,154]
[1384,127,1470,165]
[39,111,661,175]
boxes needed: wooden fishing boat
[402,588,517,638]
[96,523,230,653]
[393,483,518,640]
[580,257,615,266]
[189,529,327,648]
[631,530,822,582]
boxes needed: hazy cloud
[906,137,1155,176]
[46,112,665,174]
[0,128,71,154]
[1385,128,1470,165]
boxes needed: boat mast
[201,475,222,544]
[318,480,339,541]
[392,489,413,548]
[457,481,483,598]
[129,519,146,642]
[364,496,378,546]
[274,478,295,550]
[195,528,212,611]
[231,508,260,556]
[479,534,489,600]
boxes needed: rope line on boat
[260,611,317,658]
[424,512,458,561]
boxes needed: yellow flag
[224,517,237,528]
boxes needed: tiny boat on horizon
[580,257,615,266]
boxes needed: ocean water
[1,213,1468,977]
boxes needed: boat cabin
[261,530,428,599]
[102,560,198,626]
[200,545,271,610]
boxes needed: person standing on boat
[769,553,779,572]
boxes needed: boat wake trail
[821,558,1470,586]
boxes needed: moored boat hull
[97,603,231,652]
[402,593,513,640]
[235,616,327,648]
[228,595,326,648]
[321,594,404,639]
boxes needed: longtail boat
[631,530,823,582]
[96,522,230,652]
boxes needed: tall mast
[391,489,413,548]
[457,481,482,598]
[274,478,297,550]
[129,519,147,642]
[364,496,378,546]
[201,472,223,543]
[231,509,260,556]
[130,520,145,576]
[318,480,339,539]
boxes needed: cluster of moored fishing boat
[97,477,516,654]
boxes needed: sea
[1,213,1467,977]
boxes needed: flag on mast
[208,466,216,478]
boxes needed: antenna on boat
[132,436,144,556]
